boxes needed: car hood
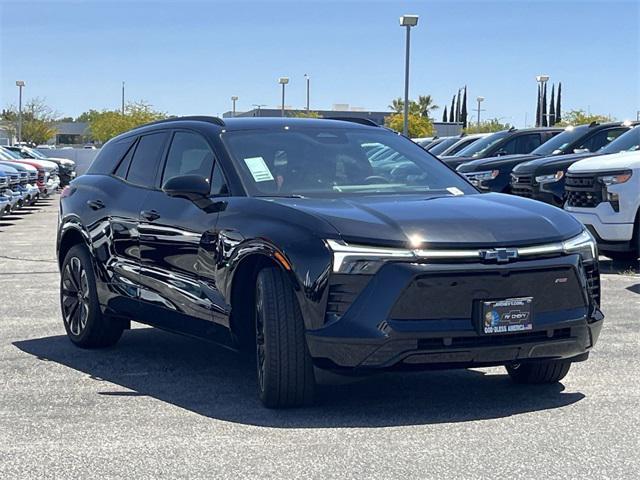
[456,154,539,173]
[441,155,475,169]
[271,193,583,248]
[569,150,640,173]
[512,152,595,175]
[45,157,76,167]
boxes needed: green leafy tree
[385,113,434,137]
[464,118,511,134]
[416,95,439,120]
[291,111,322,118]
[555,109,613,127]
[2,97,58,144]
[76,109,101,123]
[89,101,168,143]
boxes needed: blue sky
[1,0,638,126]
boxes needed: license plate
[481,297,533,334]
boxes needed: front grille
[566,174,603,208]
[510,174,535,198]
[584,261,600,307]
[417,328,571,350]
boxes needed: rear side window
[126,132,169,187]
[86,136,136,175]
[161,131,214,186]
[579,128,627,152]
[113,140,137,178]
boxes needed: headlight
[562,230,597,262]
[326,239,414,274]
[535,170,564,184]
[598,171,632,186]
[465,170,499,182]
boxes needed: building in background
[51,122,90,146]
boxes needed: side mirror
[573,148,590,154]
[162,175,210,202]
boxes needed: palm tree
[388,97,404,113]
[416,95,439,119]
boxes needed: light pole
[304,74,310,112]
[121,81,125,115]
[536,74,549,127]
[400,14,419,137]
[475,96,485,126]
[15,80,25,144]
[231,96,238,117]
[278,77,289,117]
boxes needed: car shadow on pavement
[14,328,585,428]
[599,258,639,274]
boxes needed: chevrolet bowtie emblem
[482,248,519,263]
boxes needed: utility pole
[304,74,310,112]
[121,81,125,115]
[475,96,485,126]
[278,77,289,117]
[400,15,419,136]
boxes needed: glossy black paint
[57,117,602,372]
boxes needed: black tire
[506,360,571,384]
[255,266,316,408]
[60,244,124,348]
[600,249,638,262]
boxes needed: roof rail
[140,116,226,129]
[323,117,380,127]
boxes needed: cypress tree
[442,106,448,122]
[535,85,541,127]
[455,89,461,123]
[549,84,556,126]
[449,95,455,122]
[461,86,468,129]
[556,82,562,124]
[541,83,548,127]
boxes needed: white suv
[565,150,640,261]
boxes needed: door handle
[140,209,161,222]
[87,199,105,210]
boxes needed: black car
[511,125,639,205]
[440,127,562,170]
[6,145,77,186]
[57,117,603,408]
[457,122,633,194]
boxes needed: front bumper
[307,256,602,371]
[567,208,634,243]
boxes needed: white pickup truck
[565,150,640,261]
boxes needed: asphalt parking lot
[1,198,639,479]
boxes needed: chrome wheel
[61,256,89,336]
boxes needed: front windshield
[454,131,509,158]
[531,126,588,156]
[24,147,47,159]
[223,127,476,197]
[599,127,640,154]
[428,137,460,155]
[0,147,23,160]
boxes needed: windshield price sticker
[447,187,464,196]
[244,156,275,182]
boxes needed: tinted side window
[161,131,214,186]
[210,164,229,196]
[579,128,627,152]
[515,134,542,152]
[86,136,136,175]
[498,136,519,155]
[113,140,137,178]
[126,132,169,187]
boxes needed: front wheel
[60,244,124,348]
[255,266,316,408]
[506,360,571,384]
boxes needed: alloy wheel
[61,256,90,336]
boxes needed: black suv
[57,117,603,408]
[440,127,562,170]
[457,122,633,194]
[510,124,639,206]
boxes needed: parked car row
[436,122,639,260]
[0,145,66,218]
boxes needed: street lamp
[15,80,25,144]
[536,74,549,127]
[475,96,485,126]
[231,96,238,117]
[400,15,419,136]
[304,74,310,112]
[278,77,289,117]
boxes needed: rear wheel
[60,244,124,348]
[506,360,571,384]
[255,266,315,408]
